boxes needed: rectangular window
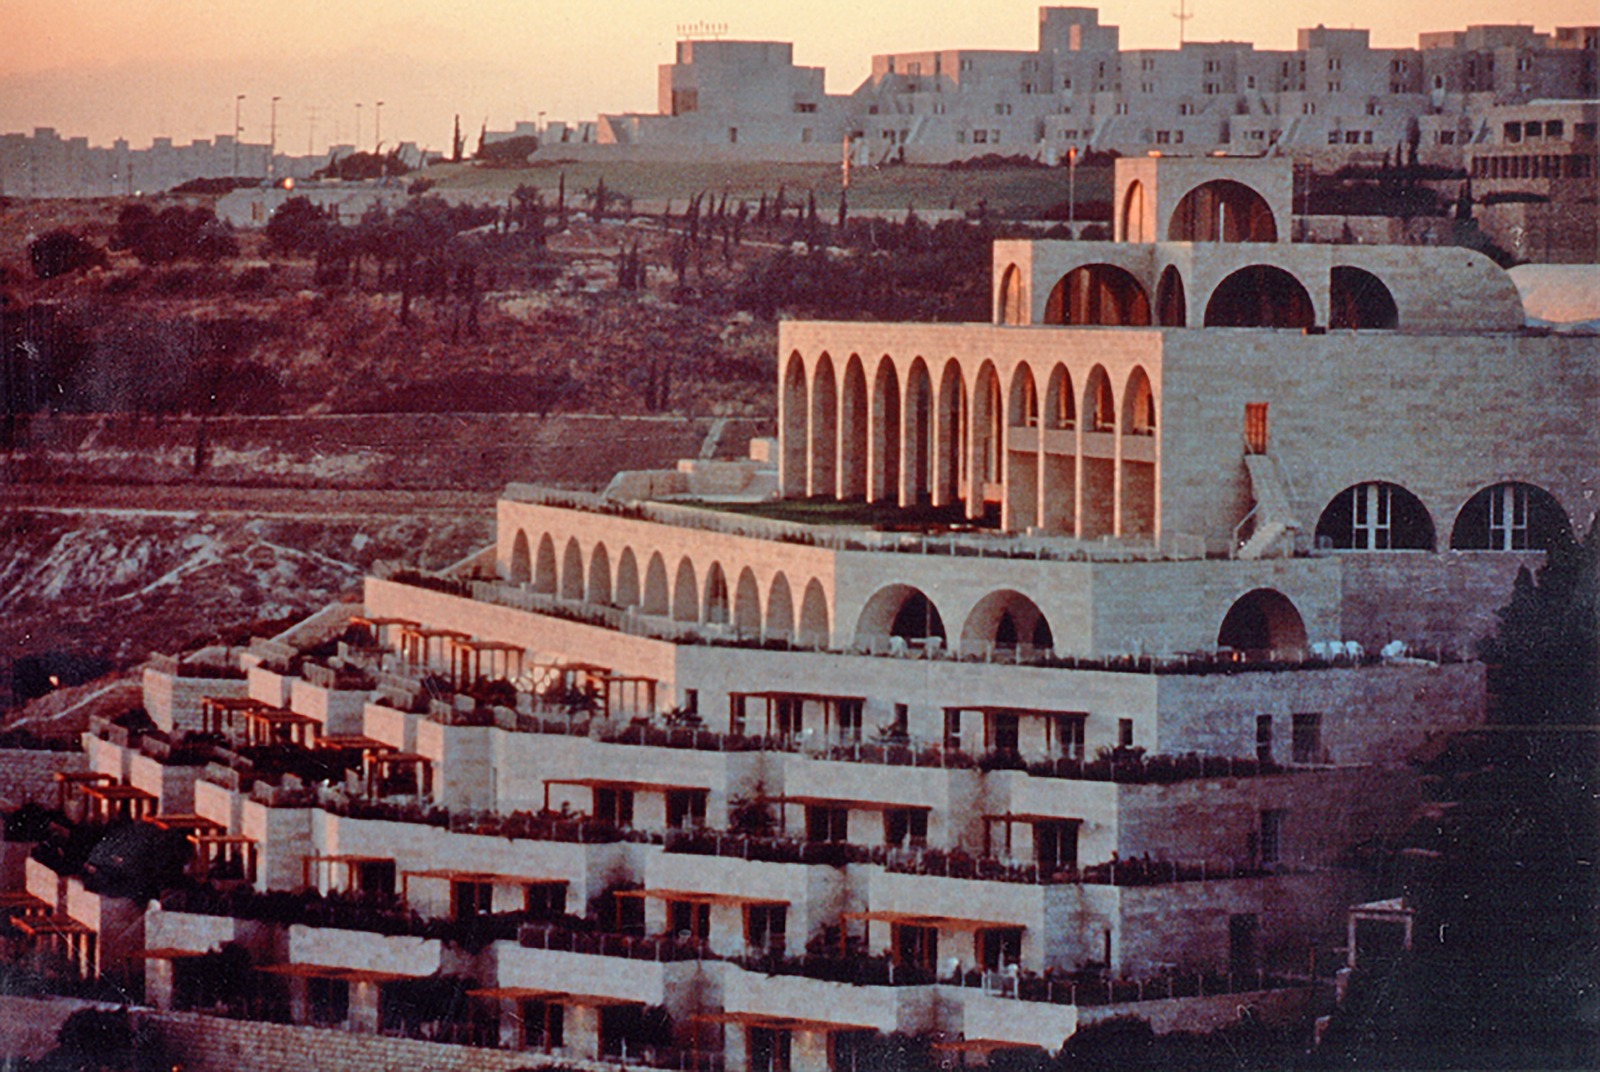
[308,977,349,1026]
[683,688,699,716]
[793,102,816,114]
[1174,130,1184,143]
[728,128,738,144]
[973,130,988,144]
[729,694,746,736]
[979,927,1023,970]
[525,882,566,919]
[669,899,712,941]
[1438,131,1455,145]
[1546,120,1564,138]
[1504,122,1522,143]
[1345,131,1361,144]
[1259,809,1285,864]
[1156,130,1171,144]
[748,1026,791,1072]
[1292,713,1323,764]
[594,787,634,827]
[836,699,863,742]
[1256,715,1273,764]
[1054,715,1087,759]
[943,709,962,750]
[452,879,494,918]
[884,807,928,847]
[1353,483,1392,549]
[1035,819,1079,873]
[892,923,938,970]
[666,789,707,829]
[1118,718,1134,748]
[745,903,788,955]
[987,710,1020,753]
[806,805,848,842]
[1490,484,1530,550]
[522,999,564,1050]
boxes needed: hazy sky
[2,1,1592,153]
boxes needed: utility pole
[375,101,384,151]
[233,94,245,176]
[307,106,318,155]
[269,95,280,183]
[355,103,362,153]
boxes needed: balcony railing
[517,922,711,962]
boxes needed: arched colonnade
[781,350,1160,539]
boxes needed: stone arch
[1218,588,1307,655]
[854,584,948,646]
[587,543,613,606]
[642,552,670,616]
[781,351,809,496]
[1330,266,1399,330]
[799,579,831,648]
[766,573,796,640]
[1315,482,1436,551]
[935,360,967,507]
[903,358,934,505]
[1040,364,1077,534]
[534,534,558,594]
[509,530,531,584]
[1122,367,1155,436]
[973,362,1004,500]
[1005,363,1041,531]
[1083,365,1116,432]
[1121,180,1147,242]
[1155,265,1187,327]
[870,357,902,503]
[838,355,868,500]
[810,354,838,496]
[961,590,1055,653]
[1008,364,1040,428]
[1450,482,1573,552]
[1043,265,1152,326]
[1168,180,1278,242]
[672,557,700,622]
[703,562,730,626]
[561,538,585,600]
[998,264,1026,324]
[734,567,762,636]
[615,548,641,609]
[1045,365,1075,429]
[1203,266,1314,328]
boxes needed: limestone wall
[0,747,82,809]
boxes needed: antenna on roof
[1173,0,1193,47]
[677,21,728,40]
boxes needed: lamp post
[233,94,245,176]
[1066,146,1077,235]
[354,103,362,153]
[269,95,280,183]
[374,101,384,151]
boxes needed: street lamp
[234,94,245,176]
[374,101,384,151]
[354,103,362,153]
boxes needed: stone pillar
[349,979,382,1034]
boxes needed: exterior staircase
[1237,453,1301,559]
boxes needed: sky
[2,0,1593,154]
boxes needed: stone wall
[0,747,83,809]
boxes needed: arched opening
[1155,265,1187,327]
[810,355,838,497]
[1084,366,1116,433]
[854,584,948,647]
[799,580,831,648]
[838,356,868,500]
[734,567,762,636]
[642,552,670,615]
[703,562,730,626]
[1040,364,1076,534]
[534,534,558,595]
[588,543,613,606]
[766,573,796,640]
[1316,482,1436,551]
[1121,180,1147,242]
[935,361,967,508]
[561,538,585,600]
[904,359,934,505]
[615,548,641,609]
[999,264,1026,324]
[961,590,1055,655]
[672,557,699,622]
[509,530,531,584]
[1167,180,1278,242]
[870,357,901,503]
[1329,267,1399,330]
[781,352,809,496]
[1203,266,1314,328]
[972,363,1004,514]
[1080,366,1116,539]
[1450,482,1572,552]
[1122,367,1155,436]
[1006,364,1041,531]
[1218,588,1307,656]
[1043,265,1152,326]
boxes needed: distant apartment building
[583,7,1597,170]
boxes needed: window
[1328,81,1342,93]
[1525,121,1543,138]
[729,694,747,736]
[906,62,922,76]
[986,710,1019,753]
[728,128,738,144]
[1142,58,1156,71]
[1118,718,1134,748]
[1056,715,1087,759]
[933,102,946,114]
[991,129,1002,142]
[453,879,493,918]
[1174,130,1184,143]
[1256,715,1273,764]
[1247,75,1257,89]
[1259,809,1285,864]
[1291,713,1323,764]
[944,709,962,750]
[973,129,988,144]
[884,807,928,847]
[1504,122,1522,143]
[836,699,863,742]
[522,1000,564,1050]
[1303,102,1317,115]
[1345,131,1361,144]
[1156,131,1171,144]
[1142,82,1154,94]
[979,928,1023,970]
[1328,58,1342,71]
[893,923,938,969]
[960,59,973,71]
[354,859,395,895]
[745,903,788,955]
[749,1026,791,1072]
[594,787,634,827]
[1317,482,1434,551]
[666,789,707,829]
[1438,130,1455,145]
[1546,120,1564,138]
[793,102,816,113]
[670,899,712,942]
[683,688,699,716]
[308,977,349,1026]
[806,805,848,842]
[1035,819,1079,873]
[995,103,1012,115]
[1244,403,1269,454]
[525,882,565,919]
[1179,102,1196,115]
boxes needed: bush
[28,230,108,279]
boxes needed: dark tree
[265,197,330,257]
[451,115,464,163]
[29,230,108,279]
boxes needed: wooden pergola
[301,854,395,894]
[728,690,867,740]
[199,696,279,739]
[398,869,568,914]
[541,776,706,817]
[189,834,258,883]
[981,812,1082,857]
[842,909,1025,967]
[397,626,469,674]
[79,783,158,823]
[527,661,657,720]
[363,751,434,799]
[450,639,527,690]
[52,770,115,815]
[12,914,97,979]
[348,616,418,650]
[242,707,320,748]
[145,813,225,835]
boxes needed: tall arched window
[1450,483,1572,551]
[1316,482,1435,550]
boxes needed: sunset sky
[2,0,1592,154]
